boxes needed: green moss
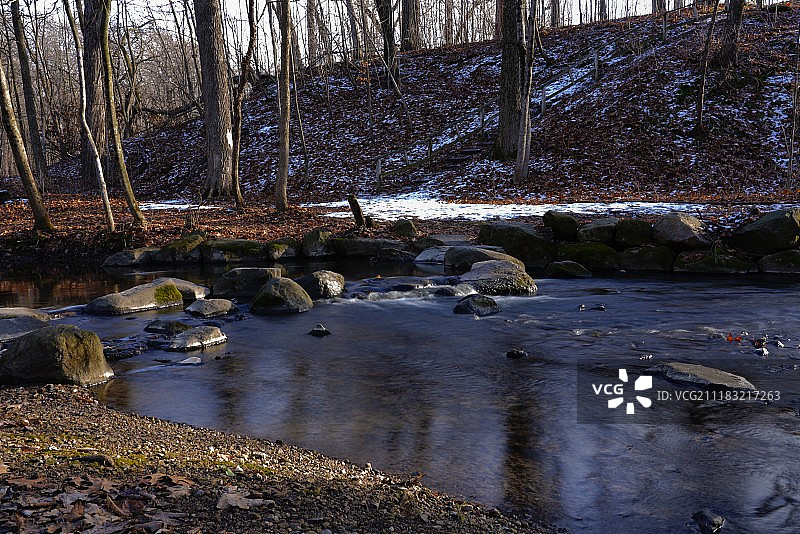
[154,283,183,304]
[163,233,206,253]
[267,243,288,254]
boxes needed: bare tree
[275,0,291,211]
[717,0,744,68]
[307,0,320,67]
[99,0,146,227]
[232,0,258,208]
[80,0,107,190]
[194,0,233,198]
[696,0,719,133]
[375,0,399,85]
[514,0,536,183]
[494,0,524,159]
[401,0,422,50]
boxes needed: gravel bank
[0,385,555,533]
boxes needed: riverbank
[0,384,551,533]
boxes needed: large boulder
[673,251,758,274]
[477,222,555,268]
[154,232,206,263]
[412,234,471,251]
[213,267,282,298]
[85,279,184,315]
[390,219,417,238]
[267,238,299,260]
[542,211,579,241]
[619,245,676,272]
[458,260,537,296]
[251,278,313,314]
[453,294,501,316]
[185,299,237,318]
[164,326,227,352]
[729,209,800,255]
[557,243,619,272]
[647,362,755,391]
[294,270,346,299]
[0,325,113,386]
[0,308,50,342]
[615,219,653,247]
[200,238,268,264]
[301,228,335,257]
[758,249,800,273]
[151,277,210,301]
[414,246,450,264]
[545,260,592,278]
[332,238,408,258]
[444,246,524,273]
[652,213,711,250]
[578,218,619,244]
[102,247,158,268]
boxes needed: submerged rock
[102,335,152,361]
[506,349,529,359]
[691,510,725,534]
[545,260,592,278]
[647,362,755,391]
[0,325,113,386]
[730,208,800,255]
[477,222,556,268]
[251,278,313,315]
[414,246,451,264]
[185,298,237,318]
[444,246,524,273]
[458,260,537,296]
[294,270,346,299]
[308,324,332,337]
[652,213,711,250]
[144,319,193,336]
[0,307,50,342]
[165,326,227,352]
[213,267,282,298]
[542,210,579,241]
[177,356,203,365]
[86,279,184,315]
[453,294,501,316]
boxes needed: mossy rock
[391,219,417,238]
[86,280,184,315]
[759,249,800,274]
[154,283,183,304]
[477,222,555,268]
[542,211,579,241]
[653,213,711,250]
[155,233,206,263]
[674,251,759,274]
[251,278,313,315]
[557,243,619,272]
[267,238,299,260]
[620,245,676,272]
[458,260,537,296]
[615,219,653,247]
[444,246,524,272]
[729,209,800,256]
[545,260,592,278]
[200,238,267,263]
[331,238,407,258]
[578,218,619,244]
[302,228,335,257]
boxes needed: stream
[2,264,800,533]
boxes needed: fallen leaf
[0,463,8,474]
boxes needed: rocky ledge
[0,385,551,533]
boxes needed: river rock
[615,219,653,247]
[477,222,556,268]
[652,213,711,250]
[102,247,158,268]
[557,243,620,271]
[458,260,537,296]
[0,325,113,386]
[412,234,471,251]
[542,210,579,240]
[578,218,619,244]
[453,294,501,316]
[302,228,335,257]
[673,251,759,274]
[294,270,346,299]
[154,232,206,263]
[251,278,313,314]
[434,284,476,297]
[102,335,152,361]
[267,238,299,260]
[152,277,210,301]
[186,298,237,318]
[391,219,417,238]
[144,319,193,336]
[414,246,450,264]
[730,208,800,255]
[0,307,50,342]
[200,238,268,264]
[332,238,408,258]
[647,362,755,390]
[177,356,202,365]
[444,246,524,272]
[86,279,184,315]
[308,324,332,337]
[619,245,676,271]
[545,260,592,278]
[692,510,725,534]
[213,267,282,298]
[758,249,800,273]
[165,326,227,352]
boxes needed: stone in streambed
[477,222,555,268]
[85,279,184,315]
[186,298,237,318]
[453,294,501,316]
[458,260,537,296]
[151,277,210,301]
[154,232,206,263]
[164,326,227,352]
[144,319,193,336]
[294,270,345,299]
[412,234,471,251]
[647,362,755,391]
[0,325,113,386]
[444,246,524,273]
[251,278,313,315]
[691,510,725,534]
[546,260,592,278]
[730,208,800,255]
[308,324,331,337]
[0,307,50,342]
[213,267,282,298]
[506,349,529,359]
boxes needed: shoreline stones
[653,213,711,250]
[453,294,501,316]
[0,307,51,342]
[145,319,192,336]
[730,208,800,255]
[477,222,555,268]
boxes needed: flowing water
[3,265,800,533]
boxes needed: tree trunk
[10,0,48,191]
[445,0,455,44]
[99,0,146,227]
[494,0,524,159]
[64,0,114,232]
[550,0,560,27]
[696,0,719,133]
[401,0,422,50]
[307,0,320,67]
[514,3,537,184]
[375,0,399,85]
[494,0,503,40]
[344,0,362,61]
[275,0,291,211]
[0,56,53,232]
[80,0,107,189]
[194,0,233,198]
[717,0,744,68]
[232,0,257,209]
